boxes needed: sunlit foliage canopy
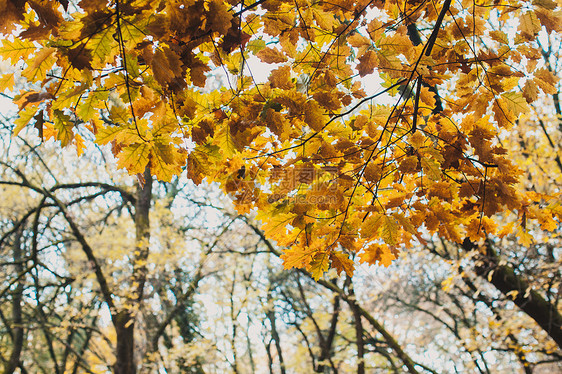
[1,0,561,278]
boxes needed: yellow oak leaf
[490,98,514,130]
[347,32,371,49]
[518,11,541,39]
[381,215,399,246]
[150,144,184,182]
[89,26,117,68]
[256,47,287,64]
[393,213,417,236]
[500,92,529,119]
[361,212,383,237]
[214,124,238,158]
[421,157,441,180]
[359,243,396,267]
[330,251,355,276]
[116,142,151,174]
[108,105,131,126]
[281,247,315,271]
[536,210,558,231]
[77,91,107,121]
[187,145,220,185]
[517,226,533,246]
[43,121,57,141]
[312,8,336,31]
[489,30,509,45]
[0,38,36,62]
[74,133,85,157]
[309,251,330,280]
[269,66,293,89]
[21,47,56,82]
[95,125,137,146]
[53,110,74,147]
[261,212,296,240]
[13,106,39,137]
[410,131,425,149]
[0,72,15,92]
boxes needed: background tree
[0,124,225,372]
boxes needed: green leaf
[246,39,266,54]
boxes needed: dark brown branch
[233,0,268,16]
[51,182,136,203]
[465,239,562,348]
[425,0,452,57]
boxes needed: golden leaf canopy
[1,0,561,279]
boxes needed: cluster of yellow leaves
[1,0,561,279]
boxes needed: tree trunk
[348,281,365,374]
[5,227,25,374]
[316,292,340,373]
[114,168,153,374]
[133,168,152,302]
[114,311,136,374]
